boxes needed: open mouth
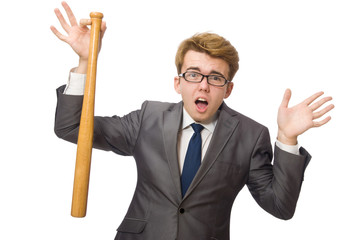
[195,98,208,111]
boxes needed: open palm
[277,89,334,145]
[50,2,106,61]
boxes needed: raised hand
[277,89,334,145]
[50,2,106,72]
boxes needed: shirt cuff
[276,139,300,156]
[63,69,86,95]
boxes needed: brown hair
[175,32,239,81]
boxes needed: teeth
[198,98,207,102]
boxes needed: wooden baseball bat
[71,12,103,218]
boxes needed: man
[52,2,334,239]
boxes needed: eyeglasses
[179,71,230,87]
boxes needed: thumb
[280,88,292,108]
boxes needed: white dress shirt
[64,71,300,173]
[63,70,87,95]
[177,108,219,173]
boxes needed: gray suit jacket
[55,85,311,240]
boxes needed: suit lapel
[162,102,183,201]
[183,102,239,199]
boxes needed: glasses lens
[185,72,202,82]
[208,75,226,86]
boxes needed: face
[174,50,234,123]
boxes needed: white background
[1,0,361,239]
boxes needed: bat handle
[71,12,103,218]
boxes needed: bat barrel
[71,12,103,218]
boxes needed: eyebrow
[186,67,201,72]
[186,67,226,78]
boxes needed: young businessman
[52,2,334,239]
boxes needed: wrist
[277,130,298,145]
[75,58,88,74]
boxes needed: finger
[313,104,335,119]
[304,91,324,106]
[62,1,78,27]
[79,19,91,28]
[310,96,333,111]
[280,88,292,108]
[54,8,70,33]
[50,25,67,42]
[313,116,332,127]
[100,21,107,38]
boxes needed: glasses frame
[179,71,231,87]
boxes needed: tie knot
[191,123,204,134]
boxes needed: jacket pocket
[117,218,147,234]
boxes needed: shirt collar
[181,108,219,133]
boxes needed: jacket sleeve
[247,127,311,220]
[54,85,146,156]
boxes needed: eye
[190,73,198,78]
[185,72,201,80]
[209,75,223,82]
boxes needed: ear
[174,76,181,94]
[224,82,234,99]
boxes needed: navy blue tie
[181,123,204,197]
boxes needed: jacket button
[179,208,185,214]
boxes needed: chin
[192,113,211,123]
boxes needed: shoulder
[220,102,267,130]
[138,100,182,121]
[140,100,181,112]
[221,103,272,150]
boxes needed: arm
[247,127,311,220]
[54,85,145,156]
[52,3,135,151]
[247,89,334,219]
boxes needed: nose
[199,77,210,92]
